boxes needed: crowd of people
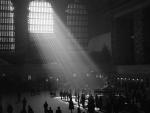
[0,92,86,113]
[0,96,64,113]
[59,81,150,113]
[60,90,97,113]
[43,101,62,113]
[0,97,34,113]
[0,77,150,113]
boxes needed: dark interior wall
[89,13,112,38]
[143,6,150,64]
[88,11,113,71]
[112,14,135,65]
[87,1,113,70]
[87,0,112,38]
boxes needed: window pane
[28,1,54,33]
[0,0,15,53]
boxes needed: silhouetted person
[56,107,62,113]
[60,91,63,100]
[0,104,2,113]
[105,99,111,113]
[77,107,81,113]
[20,107,27,113]
[87,94,95,113]
[22,97,27,108]
[67,91,70,101]
[113,96,119,113]
[20,106,27,113]
[17,92,21,103]
[20,97,27,113]
[28,105,34,113]
[0,95,2,113]
[75,90,77,102]
[81,94,85,108]
[7,104,13,113]
[98,96,102,111]
[44,101,48,113]
[95,94,98,108]
[48,107,53,113]
[69,98,74,113]
[69,93,72,101]
[77,93,80,107]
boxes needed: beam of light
[28,1,107,90]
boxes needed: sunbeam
[28,0,107,90]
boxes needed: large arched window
[0,0,15,53]
[28,1,54,33]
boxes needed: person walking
[95,94,98,108]
[7,104,13,113]
[48,107,53,113]
[56,107,62,113]
[77,107,81,113]
[22,97,27,107]
[98,96,103,111]
[69,98,74,113]
[44,101,48,113]
[17,92,21,103]
[81,93,85,109]
[0,96,2,113]
[87,94,95,113]
[28,105,34,113]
